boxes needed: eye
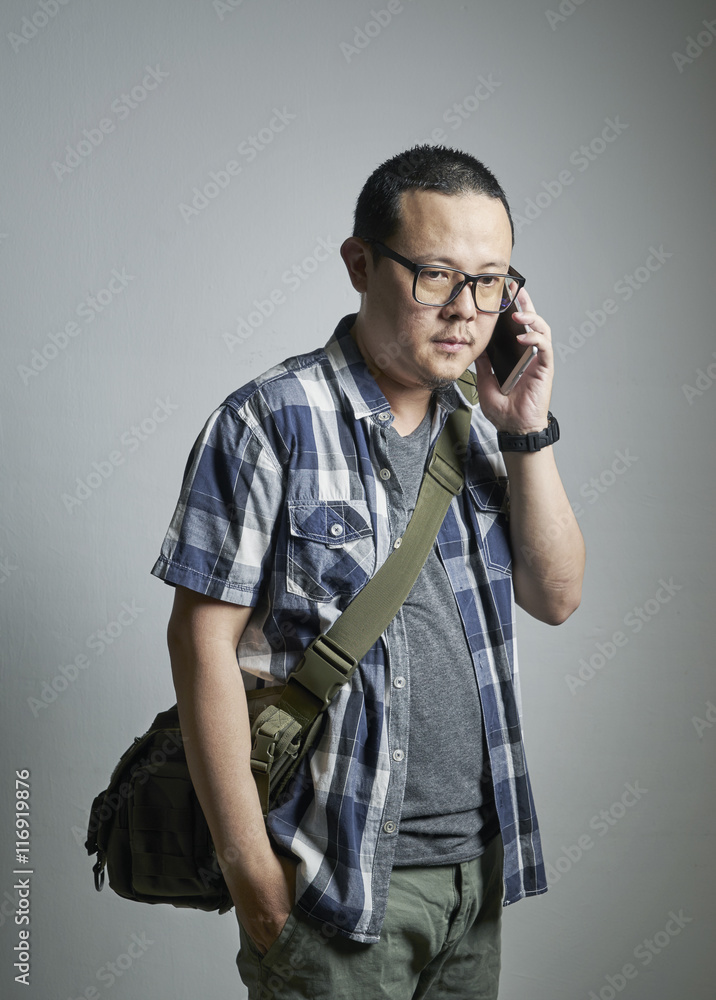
[420,269,451,282]
[476,274,500,287]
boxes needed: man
[152,144,585,999]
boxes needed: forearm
[166,588,296,952]
[167,627,275,894]
[504,446,585,624]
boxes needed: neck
[381,382,432,437]
[349,320,433,436]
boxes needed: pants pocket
[239,905,300,967]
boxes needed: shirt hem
[503,883,549,906]
[150,556,260,606]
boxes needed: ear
[340,237,372,294]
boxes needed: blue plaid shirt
[151,314,547,942]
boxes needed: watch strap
[497,412,559,452]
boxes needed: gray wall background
[2,0,714,997]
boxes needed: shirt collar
[324,314,478,424]
[324,314,389,420]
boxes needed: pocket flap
[288,500,373,545]
[466,477,509,514]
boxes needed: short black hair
[353,144,514,261]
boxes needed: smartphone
[485,295,538,395]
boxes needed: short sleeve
[150,403,285,605]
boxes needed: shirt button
[378,412,391,422]
[392,749,405,762]
[383,821,397,834]
[379,468,391,481]
[393,676,406,689]
[393,537,402,549]
[329,523,344,537]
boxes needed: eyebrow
[412,253,510,272]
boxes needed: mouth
[432,337,472,354]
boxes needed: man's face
[355,188,513,392]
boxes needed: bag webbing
[250,372,477,810]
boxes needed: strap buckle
[250,728,277,773]
[288,634,358,711]
[249,709,303,815]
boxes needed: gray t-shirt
[385,402,499,866]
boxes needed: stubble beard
[417,373,456,391]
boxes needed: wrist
[497,412,559,453]
[496,422,545,435]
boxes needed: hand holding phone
[485,295,537,395]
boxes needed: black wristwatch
[497,412,560,453]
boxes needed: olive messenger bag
[85,373,476,913]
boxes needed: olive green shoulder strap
[250,372,476,812]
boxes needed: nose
[442,280,477,320]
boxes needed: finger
[513,310,552,343]
[512,310,538,330]
[516,287,535,313]
[515,329,554,367]
[515,324,550,346]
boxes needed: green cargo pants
[236,834,504,999]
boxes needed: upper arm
[167,585,255,658]
[152,403,286,607]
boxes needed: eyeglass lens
[415,269,519,312]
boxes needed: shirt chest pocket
[287,499,376,604]
[466,477,512,577]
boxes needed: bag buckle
[250,711,302,776]
[288,634,358,711]
[250,729,277,772]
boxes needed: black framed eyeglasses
[363,238,525,313]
